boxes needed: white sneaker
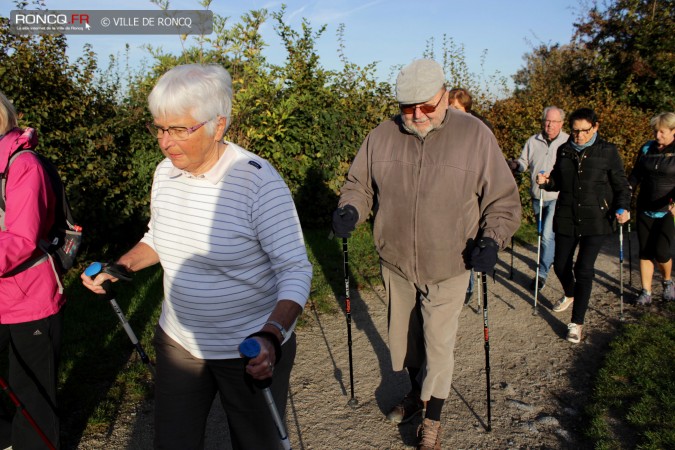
[566,323,582,344]
[553,296,574,312]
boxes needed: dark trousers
[637,211,674,263]
[0,310,63,450]
[553,233,607,325]
[152,326,295,450]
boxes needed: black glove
[507,159,519,172]
[470,237,499,273]
[332,205,359,238]
[103,262,134,282]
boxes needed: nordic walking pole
[0,376,57,450]
[342,237,358,407]
[481,273,492,432]
[617,209,625,321]
[239,339,292,450]
[533,173,545,315]
[627,221,632,286]
[476,270,482,312]
[508,236,515,280]
[84,262,156,378]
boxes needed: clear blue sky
[3,0,582,87]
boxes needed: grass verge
[56,265,163,441]
[585,303,675,449]
[302,224,380,316]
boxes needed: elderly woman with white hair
[81,64,312,449]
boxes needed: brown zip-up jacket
[339,109,521,285]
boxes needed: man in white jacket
[509,106,569,296]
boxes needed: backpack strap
[0,149,34,230]
[641,141,654,155]
[0,149,52,278]
[2,253,50,278]
[640,141,675,159]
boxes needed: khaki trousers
[381,265,469,401]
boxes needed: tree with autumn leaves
[0,0,672,251]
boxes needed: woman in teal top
[628,112,675,305]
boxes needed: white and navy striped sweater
[141,142,312,359]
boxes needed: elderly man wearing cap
[331,59,520,448]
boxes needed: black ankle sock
[407,367,421,393]
[425,396,444,421]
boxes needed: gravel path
[77,231,655,449]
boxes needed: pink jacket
[0,128,65,324]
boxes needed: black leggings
[553,233,607,325]
[637,211,674,263]
[0,310,63,450]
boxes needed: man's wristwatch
[265,320,288,342]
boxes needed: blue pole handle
[84,262,114,299]
[84,262,103,277]
[239,339,291,448]
[239,338,261,359]
[617,209,624,259]
[239,338,273,388]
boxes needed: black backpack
[0,149,82,275]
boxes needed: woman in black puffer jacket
[537,108,631,344]
[628,112,675,305]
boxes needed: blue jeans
[533,198,556,280]
[467,269,475,293]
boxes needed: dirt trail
[77,231,655,449]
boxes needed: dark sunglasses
[400,91,446,115]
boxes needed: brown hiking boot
[386,391,424,424]
[417,418,441,450]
